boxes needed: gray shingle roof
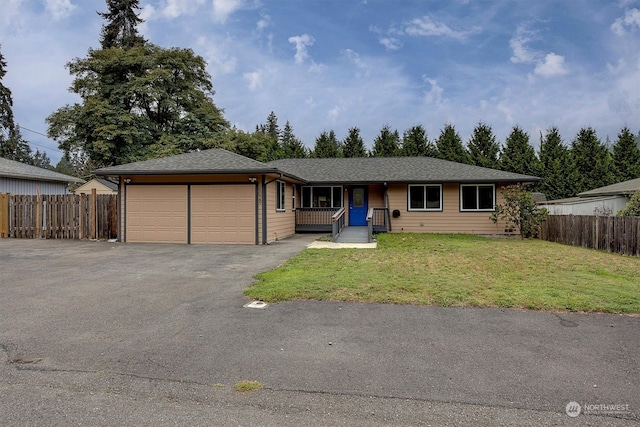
[95,148,281,176]
[267,157,540,184]
[578,177,640,197]
[94,149,540,184]
[96,178,119,191]
[0,156,84,183]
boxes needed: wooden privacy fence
[0,193,117,240]
[539,215,640,256]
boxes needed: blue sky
[1,0,639,164]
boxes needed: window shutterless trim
[276,180,286,212]
[459,183,496,212]
[407,184,443,211]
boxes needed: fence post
[0,194,8,238]
[92,188,97,240]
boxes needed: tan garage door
[191,185,255,244]
[126,185,188,243]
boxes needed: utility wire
[17,125,64,153]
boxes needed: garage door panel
[126,185,187,243]
[191,185,255,244]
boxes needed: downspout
[254,178,259,245]
[117,176,122,242]
[122,177,127,242]
[262,175,267,244]
[384,182,391,232]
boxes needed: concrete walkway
[307,226,378,248]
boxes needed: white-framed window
[292,184,296,211]
[276,180,286,211]
[460,184,495,211]
[301,186,343,208]
[408,184,442,211]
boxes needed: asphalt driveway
[0,238,638,426]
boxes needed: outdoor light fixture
[123,178,131,184]
[249,177,257,183]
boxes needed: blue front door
[349,186,368,226]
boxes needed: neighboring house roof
[578,177,640,197]
[0,156,84,184]
[75,178,119,192]
[94,148,305,182]
[540,195,623,205]
[268,157,540,184]
[96,178,118,191]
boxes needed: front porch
[295,207,391,243]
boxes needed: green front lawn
[245,234,640,314]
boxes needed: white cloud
[288,34,314,65]
[404,15,476,41]
[611,8,640,36]
[341,49,365,68]
[196,36,238,77]
[509,27,536,64]
[212,0,244,23]
[327,105,341,122]
[534,53,568,77]
[422,76,444,105]
[44,0,76,20]
[256,13,271,31]
[509,26,568,78]
[243,70,262,90]
[1,0,23,30]
[379,37,401,51]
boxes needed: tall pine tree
[342,127,368,157]
[537,127,576,200]
[435,123,470,164]
[371,125,400,157]
[499,126,540,176]
[570,127,614,193]
[467,122,500,169]
[280,121,307,158]
[312,130,341,158]
[401,125,436,157]
[0,45,34,163]
[612,127,640,182]
[98,0,146,49]
[47,5,228,167]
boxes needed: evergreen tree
[98,0,146,49]
[537,127,576,200]
[499,126,540,176]
[435,123,470,164]
[312,130,341,158]
[31,149,52,169]
[612,127,640,182]
[570,127,614,194]
[371,125,400,157]
[342,127,368,157]
[467,122,500,169]
[401,125,436,157]
[265,111,280,142]
[0,45,34,163]
[47,44,229,167]
[280,121,307,158]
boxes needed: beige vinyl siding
[386,183,516,235]
[265,179,295,243]
[75,180,118,195]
